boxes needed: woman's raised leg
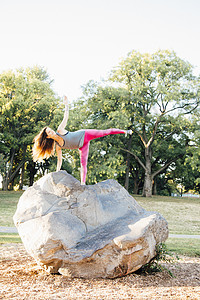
[83,128,126,144]
[79,128,132,184]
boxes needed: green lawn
[0,191,200,256]
[135,195,200,235]
[0,191,23,226]
[0,232,21,244]
[0,191,23,244]
[165,237,200,257]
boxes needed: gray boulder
[13,171,168,278]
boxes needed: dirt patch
[0,244,200,299]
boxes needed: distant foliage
[0,66,63,189]
[0,51,199,194]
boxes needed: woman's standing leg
[79,128,131,184]
[79,142,90,185]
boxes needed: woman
[32,96,132,185]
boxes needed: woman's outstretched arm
[57,96,69,134]
[56,144,62,171]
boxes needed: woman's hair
[32,127,55,162]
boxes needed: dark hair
[32,127,55,162]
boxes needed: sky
[0,0,200,101]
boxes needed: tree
[63,83,130,184]
[109,50,200,196]
[0,66,62,190]
[61,51,199,195]
[185,110,200,192]
[73,82,191,194]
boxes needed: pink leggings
[79,129,125,184]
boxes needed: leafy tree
[71,82,192,193]
[61,85,127,184]
[51,51,199,195]
[184,111,200,191]
[0,66,62,190]
[166,159,200,195]
[108,50,200,196]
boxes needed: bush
[138,243,179,277]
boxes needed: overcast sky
[0,0,199,101]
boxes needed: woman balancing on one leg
[32,96,132,185]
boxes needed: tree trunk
[143,146,153,197]
[130,165,140,194]
[153,178,157,195]
[125,135,133,190]
[2,148,15,190]
[19,146,27,189]
[19,162,25,190]
[143,172,153,197]
[133,180,139,194]
[2,178,8,191]
[2,148,27,190]
[28,161,37,186]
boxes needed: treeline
[0,50,200,197]
[0,66,64,190]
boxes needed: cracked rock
[13,171,168,278]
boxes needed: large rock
[13,171,168,278]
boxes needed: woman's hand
[63,95,69,105]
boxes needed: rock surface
[13,171,168,278]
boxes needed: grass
[166,237,200,257]
[135,195,200,235]
[0,191,200,256]
[0,191,23,227]
[0,191,23,244]
[0,233,21,244]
